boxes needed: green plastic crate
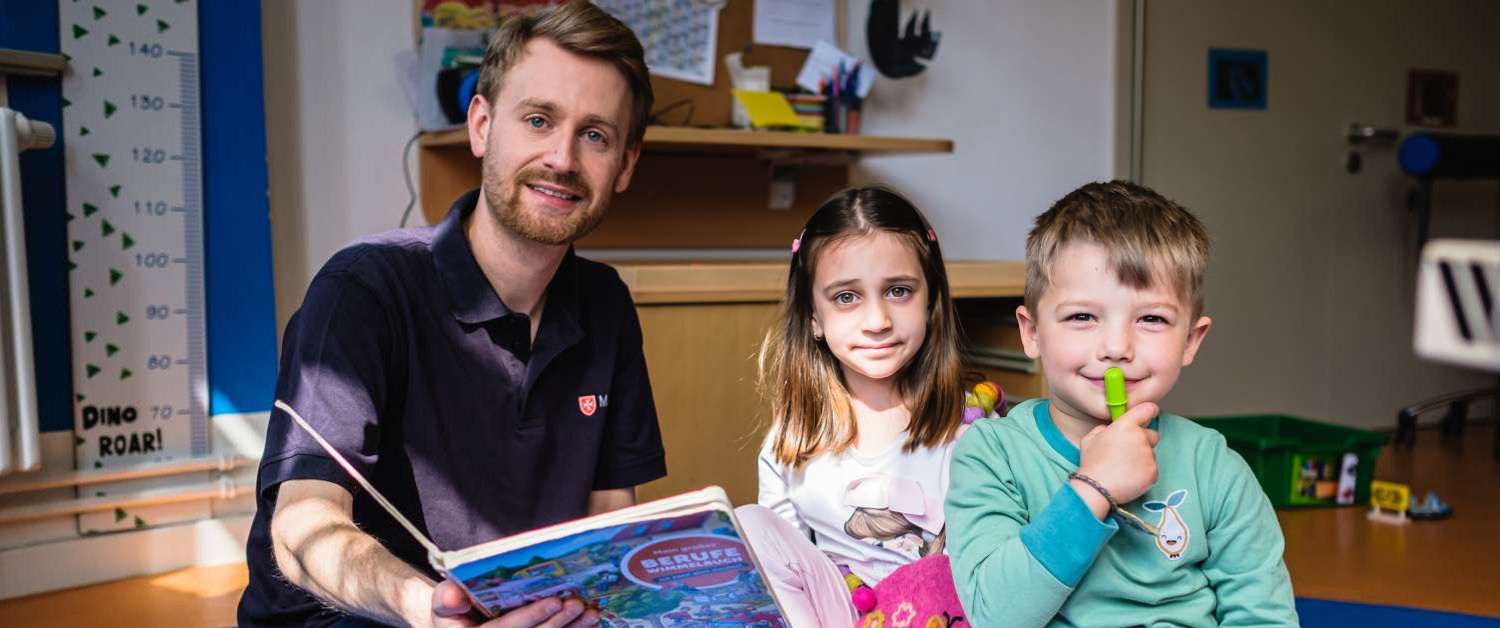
[1191,414,1388,507]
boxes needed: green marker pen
[1104,367,1127,421]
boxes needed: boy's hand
[1073,402,1160,518]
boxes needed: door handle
[1348,124,1401,147]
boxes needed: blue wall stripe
[200,1,277,416]
[2,1,71,433]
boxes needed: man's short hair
[475,1,654,146]
[1025,180,1211,317]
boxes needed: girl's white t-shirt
[756,429,963,585]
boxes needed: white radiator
[0,105,55,476]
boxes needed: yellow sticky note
[731,90,808,130]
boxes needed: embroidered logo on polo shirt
[578,394,609,417]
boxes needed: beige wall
[1140,0,1499,428]
[261,0,419,338]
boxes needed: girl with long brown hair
[734,187,968,626]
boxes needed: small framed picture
[1208,48,1268,109]
[1407,69,1458,127]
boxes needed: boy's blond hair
[1025,180,1210,317]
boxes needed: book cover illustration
[450,509,786,627]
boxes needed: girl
[736,187,967,626]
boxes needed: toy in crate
[1192,415,1388,507]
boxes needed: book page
[442,486,731,565]
[446,495,784,624]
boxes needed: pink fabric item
[736,504,860,628]
[857,555,967,628]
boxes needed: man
[237,4,663,626]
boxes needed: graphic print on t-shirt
[1142,489,1191,561]
[843,505,936,561]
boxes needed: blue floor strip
[1298,598,1500,627]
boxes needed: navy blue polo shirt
[238,190,666,627]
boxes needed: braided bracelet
[1068,472,1159,534]
[1067,472,1118,508]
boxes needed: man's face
[467,38,640,245]
[1017,240,1211,426]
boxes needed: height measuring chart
[59,0,211,532]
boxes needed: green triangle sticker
[66,212,76,222]
[104,100,117,118]
[84,330,96,343]
[94,460,103,469]
[106,343,119,357]
[72,24,88,39]
[121,233,135,250]
[93,6,106,20]
[116,311,129,325]
[109,268,123,286]
[83,202,99,217]
[134,516,146,529]
[156,19,169,33]
[107,34,120,47]
[109,185,121,198]
[86,364,101,378]
[71,240,84,252]
[84,288,95,298]
[120,368,132,381]
[67,260,77,271]
[92,67,102,77]
[102,219,115,237]
[75,436,86,446]
[80,126,91,136]
[62,97,72,108]
[92,153,109,167]
[137,4,147,16]
[114,507,126,522]
[75,393,85,402]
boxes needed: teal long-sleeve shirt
[946,399,1298,627]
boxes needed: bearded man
[239,4,664,626]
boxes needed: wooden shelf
[612,259,1022,304]
[419,125,954,155]
[417,125,955,244]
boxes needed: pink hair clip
[927,228,937,242]
[791,238,801,254]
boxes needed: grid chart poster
[596,0,721,86]
[59,0,212,533]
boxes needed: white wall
[844,1,1122,261]
[261,0,418,335]
[1139,0,1497,428]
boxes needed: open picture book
[275,401,788,626]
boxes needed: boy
[946,181,1297,626]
